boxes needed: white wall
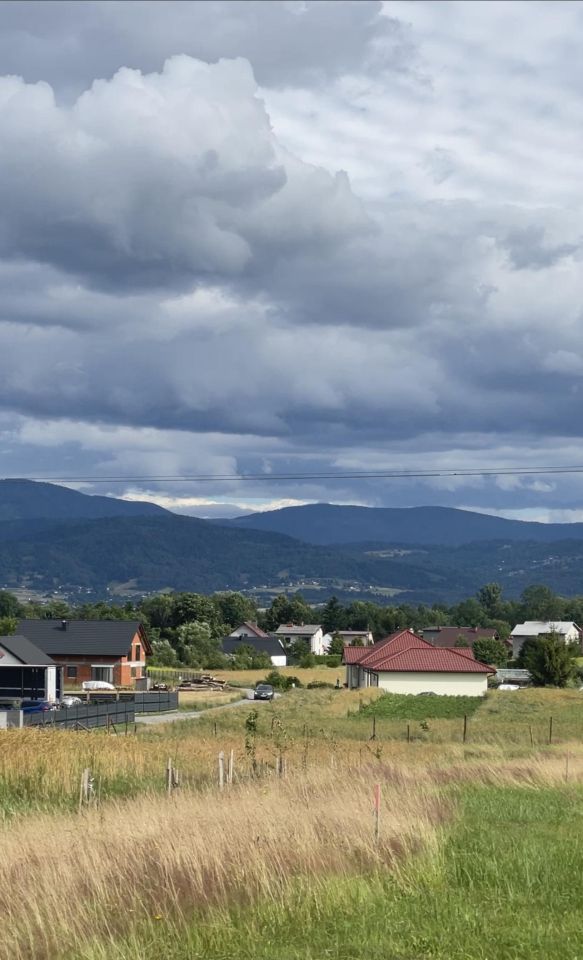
[45,666,57,702]
[376,672,488,697]
[310,628,325,655]
[271,655,287,667]
[230,625,259,638]
[0,647,23,665]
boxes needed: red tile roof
[343,630,432,667]
[368,647,494,674]
[343,629,493,674]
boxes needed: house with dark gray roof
[16,619,151,688]
[221,628,287,667]
[0,634,60,704]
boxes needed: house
[510,621,582,659]
[0,634,61,703]
[228,622,271,641]
[325,629,374,647]
[221,630,287,667]
[16,619,151,687]
[343,629,494,696]
[275,623,326,655]
[422,626,510,651]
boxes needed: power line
[4,465,583,484]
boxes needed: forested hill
[0,514,426,594]
[225,503,583,546]
[0,479,167,521]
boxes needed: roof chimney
[61,619,67,630]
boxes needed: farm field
[2,687,583,959]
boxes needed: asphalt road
[136,690,276,725]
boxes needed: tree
[322,596,345,633]
[472,636,509,667]
[327,632,346,656]
[519,631,576,687]
[262,594,313,632]
[455,635,470,648]
[520,585,564,622]
[177,620,222,667]
[149,639,179,667]
[228,645,271,670]
[477,583,503,618]
[0,616,17,636]
[0,591,21,619]
[213,592,257,630]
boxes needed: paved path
[136,693,254,725]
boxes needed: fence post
[373,782,381,844]
[166,757,173,796]
[549,716,553,745]
[462,714,467,744]
[370,715,376,741]
[227,749,234,785]
[407,724,410,743]
[218,751,225,791]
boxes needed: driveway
[136,691,257,725]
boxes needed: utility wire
[4,465,583,484]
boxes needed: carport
[0,634,61,703]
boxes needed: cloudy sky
[1,0,583,521]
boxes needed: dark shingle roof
[221,635,285,658]
[0,634,55,666]
[16,619,149,656]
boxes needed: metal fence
[135,691,178,713]
[23,700,135,729]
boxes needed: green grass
[73,781,583,960]
[357,692,483,719]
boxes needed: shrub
[262,670,303,690]
[307,681,335,689]
[313,654,342,667]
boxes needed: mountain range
[225,502,583,546]
[1,480,583,602]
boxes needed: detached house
[16,619,151,687]
[275,624,326,655]
[422,626,511,652]
[222,622,287,667]
[343,629,494,696]
[510,621,582,659]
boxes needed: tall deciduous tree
[472,636,509,667]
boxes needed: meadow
[2,685,583,959]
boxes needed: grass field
[2,687,583,959]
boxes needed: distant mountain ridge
[0,479,168,521]
[225,502,583,546]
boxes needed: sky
[1,0,583,520]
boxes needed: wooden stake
[218,750,225,791]
[166,757,173,796]
[462,714,467,744]
[373,782,381,844]
[407,724,410,743]
[227,749,234,785]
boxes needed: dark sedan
[254,684,275,701]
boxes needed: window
[91,666,114,684]
[66,665,77,680]
[134,644,141,662]
[131,666,138,678]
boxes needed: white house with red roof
[343,630,494,696]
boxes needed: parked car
[254,683,275,701]
[152,682,169,691]
[60,696,83,708]
[19,699,57,713]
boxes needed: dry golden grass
[0,761,446,960]
[3,743,583,960]
[177,689,243,708]
[211,665,345,686]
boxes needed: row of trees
[1,581,582,678]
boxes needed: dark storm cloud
[0,1,406,96]
[0,1,583,521]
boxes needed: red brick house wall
[60,630,146,687]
